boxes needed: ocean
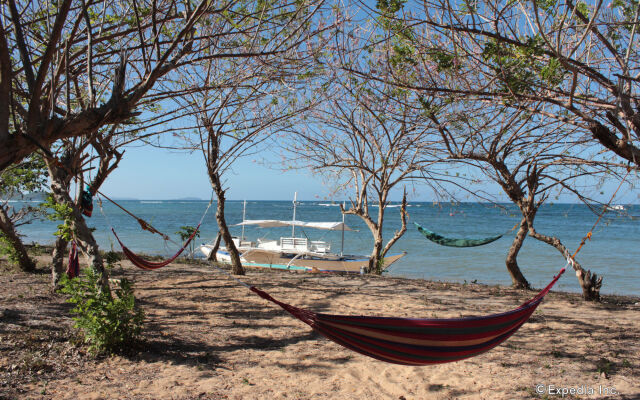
[10,199,639,296]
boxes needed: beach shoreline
[1,253,639,399]
[14,200,640,296]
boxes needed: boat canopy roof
[235,219,354,231]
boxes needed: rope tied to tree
[569,167,631,263]
[97,191,170,240]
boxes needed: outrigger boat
[199,195,405,273]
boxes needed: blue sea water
[11,199,640,296]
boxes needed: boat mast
[341,201,345,256]
[292,192,297,237]
[241,200,246,241]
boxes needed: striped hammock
[111,225,201,270]
[250,267,565,365]
[415,222,503,247]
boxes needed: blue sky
[100,142,638,203]
[100,142,447,202]
[101,144,338,201]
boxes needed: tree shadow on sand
[136,329,320,369]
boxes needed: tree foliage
[0,154,47,271]
[0,0,333,172]
[0,155,47,197]
[342,0,640,172]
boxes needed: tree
[166,0,334,275]
[0,155,47,272]
[355,0,640,169]
[0,0,205,171]
[343,0,633,296]
[0,0,334,174]
[44,127,123,289]
[286,26,442,272]
[176,226,200,260]
[430,100,618,299]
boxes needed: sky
[101,144,338,201]
[100,142,445,202]
[99,142,639,204]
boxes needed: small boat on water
[606,204,625,211]
[199,196,405,273]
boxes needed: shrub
[59,268,144,355]
[176,225,200,259]
[104,251,122,267]
[0,233,20,264]
[42,194,74,241]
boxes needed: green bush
[176,225,200,258]
[59,268,144,355]
[42,194,74,241]
[0,233,20,264]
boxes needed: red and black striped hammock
[249,267,565,365]
[111,225,201,270]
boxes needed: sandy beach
[1,254,639,399]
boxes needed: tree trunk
[72,214,110,290]
[380,190,408,260]
[368,231,384,274]
[575,268,602,302]
[347,191,408,275]
[505,219,531,289]
[47,161,110,293]
[0,205,36,272]
[527,227,602,301]
[211,174,244,275]
[51,236,68,289]
[206,233,222,262]
[367,193,388,275]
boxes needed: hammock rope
[112,225,202,270]
[570,167,632,261]
[100,193,214,270]
[30,138,165,236]
[98,191,170,240]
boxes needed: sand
[1,256,639,399]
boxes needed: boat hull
[200,245,405,273]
